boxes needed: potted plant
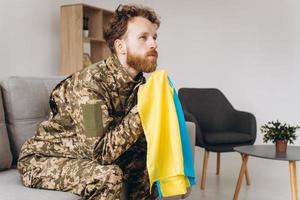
[261,120,300,153]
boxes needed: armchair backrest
[178,88,234,132]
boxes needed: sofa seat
[0,169,79,200]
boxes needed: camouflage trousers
[18,137,158,200]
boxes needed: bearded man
[18,4,160,200]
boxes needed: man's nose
[148,37,157,49]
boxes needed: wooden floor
[185,147,299,200]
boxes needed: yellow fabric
[137,70,189,197]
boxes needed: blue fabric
[155,76,196,198]
[157,181,163,199]
[168,78,196,186]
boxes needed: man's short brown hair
[104,4,160,54]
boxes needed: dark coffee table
[233,145,300,200]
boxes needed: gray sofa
[0,76,196,200]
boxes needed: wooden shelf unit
[60,4,113,75]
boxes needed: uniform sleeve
[66,73,144,165]
[93,105,144,165]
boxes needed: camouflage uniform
[18,55,158,200]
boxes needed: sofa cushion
[1,76,64,162]
[0,87,13,170]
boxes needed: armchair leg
[216,152,220,175]
[201,150,209,190]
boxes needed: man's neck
[116,54,139,78]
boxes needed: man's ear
[114,39,126,55]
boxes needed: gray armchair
[178,88,256,190]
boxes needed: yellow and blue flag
[137,70,195,198]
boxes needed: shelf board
[62,3,102,11]
[83,37,105,43]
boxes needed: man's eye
[139,36,147,40]
[153,36,157,40]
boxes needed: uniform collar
[105,54,145,94]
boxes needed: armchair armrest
[184,111,204,147]
[229,110,257,143]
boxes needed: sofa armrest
[184,111,204,147]
[185,121,196,161]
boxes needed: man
[18,4,160,200]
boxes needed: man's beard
[127,50,158,73]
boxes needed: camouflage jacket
[18,55,145,165]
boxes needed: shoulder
[78,60,107,80]
[76,60,112,99]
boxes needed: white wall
[0,0,60,76]
[0,0,299,144]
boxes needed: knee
[17,156,36,187]
[92,164,123,185]
[19,162,42,188]
[105,165,123,184]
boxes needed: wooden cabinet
[60,4,113,75]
